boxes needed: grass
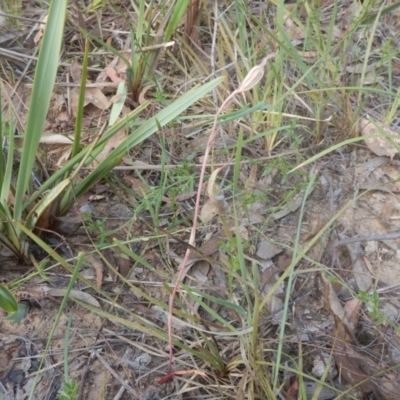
[2,0,400,398]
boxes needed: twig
[82,149,305,170]
[335,231,400,246]
[93,350,137,396]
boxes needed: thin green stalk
[71,38,89,160]
[272,167,318,391]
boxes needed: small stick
[335,231,400,246]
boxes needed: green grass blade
[189,287,246,315]
[164,0,191,41]
[0,87,3,185]
[109,82,127,126]
[71,38,89,160]
[81,28,130,66]
[13,0,67,221]
[182,285,238,332]
[273,168,318,390]
[23,103,149,211]
[0,110,15,206]
[71,77,223,199]
[361,1,400,25]
[24,179,70,231]
[0,201,20,255]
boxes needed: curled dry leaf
[139,85,154,105]
[207,167,224,198]
[200,167,228,222]
[360,117,400,159]
[200,197,228,223]
[343,298,362,331]
[105,67,123,83]
[85,253,104,289]
[89,126,126,167]
[34,14,48,45]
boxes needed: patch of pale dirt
[261,148,400,399]
[0,303,103,399]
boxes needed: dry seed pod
[238,53,275,93]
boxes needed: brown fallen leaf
[84,87,110,110]
[256,240,282,260]
[333,341,376,394]
[338,233,372,292]
[85,253,104,289]
[89,126,126,167]
[321,273,355,341]
[200,197,228,223]
[69,59,111,116]
[105,66,123,83]
[360,117,400,159]
[34,14,48,45]
[245,164,258,195]
[343,298,362,331]
[195,231,226,258]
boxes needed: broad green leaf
[0,284,18,313]
[5,302,30,323]
[109,82,127,126]
[0,112,15,205]
[13,0,67,221]
[164,0,191,41]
